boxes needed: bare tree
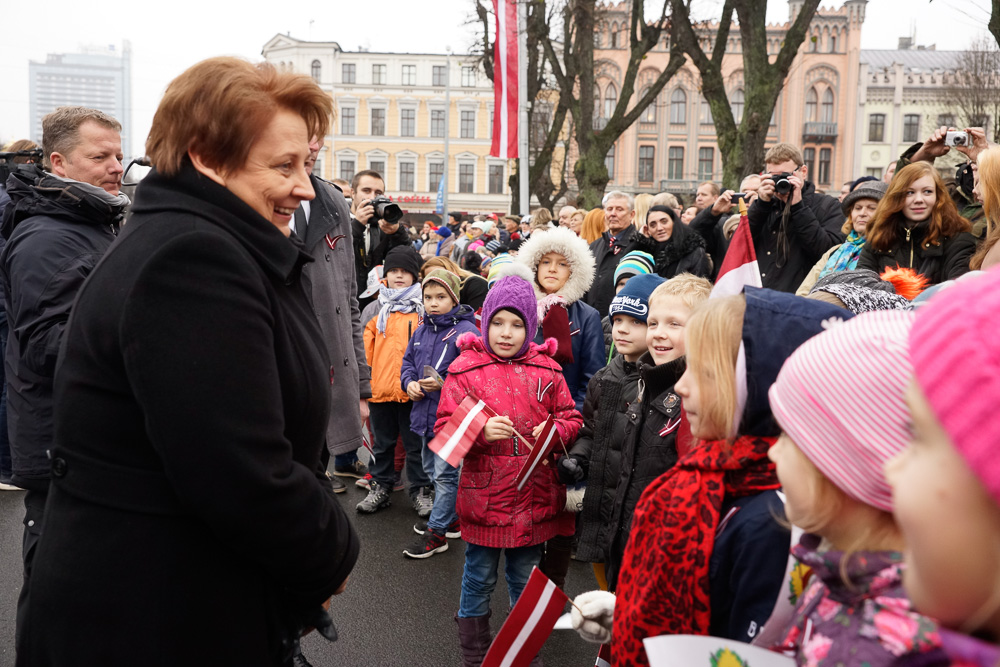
[946,36,1000,144]
[669,0,822,186]
[991,0,1000,50]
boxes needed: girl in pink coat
[436,275,582,666]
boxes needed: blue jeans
[427,450,459,533]
[334,452,359,468]
[458,543,543,618]
[368,401,430,495]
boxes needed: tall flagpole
[442,47,452,223]
[517,0,529,216]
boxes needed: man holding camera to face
[746,142,844,292]
[350,170,411,309]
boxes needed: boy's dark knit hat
[422,269,461,306]
[383,245,422,281]
[608,273,665,324]
[485,239,502,254]
[481,275,539,358]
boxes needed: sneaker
[356,473,373,490]
[333,460,369,479]
[412,487,434,518]
[393,470,404,492]
[402,528,449,559]
[330,475,346,494]
[414,518,461,539]
[356,482,391,514]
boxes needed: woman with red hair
[857,162,976,284]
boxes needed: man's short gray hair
[42,106,121,170]
[602,190,633,211]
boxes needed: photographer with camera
[746,143,844,293]
[689,174,761,279]
[350,170,410,310]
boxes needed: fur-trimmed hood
[515,226,596,305]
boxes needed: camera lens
[775,179,792,195]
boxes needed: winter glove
[541,304,574,365]
[558,456,585,484]
[571,590,615,644]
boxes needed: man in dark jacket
[0,106,126,647]
[747,143,844,292]
[350,170,411,310]
[584,191,643,317]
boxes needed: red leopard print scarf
[610,435,779,667]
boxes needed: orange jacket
[364,311,421,403]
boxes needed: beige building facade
[262,35,508,217]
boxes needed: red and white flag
[482,567,568,667]
[514,416,560,491]
[361,419,375,463]
[710,199,762,298]
[429,393,498,467]
[490,0,519,158]
[595,643,612,667]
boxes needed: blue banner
[435,176,445,215]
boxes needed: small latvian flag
[595,643,612,667]
[482,567,568,667]
[514,416,560,491]
[428,393,498,467]
[710,197,762,299]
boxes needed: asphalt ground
[0,479,600,666]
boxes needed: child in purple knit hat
[886,269,1000,667]
[435,275,583,664]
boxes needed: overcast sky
[1,0,992,150]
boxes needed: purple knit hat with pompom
[481,275,539,358]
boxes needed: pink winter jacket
[436,333,583,548]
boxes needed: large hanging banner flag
[490,0,520,158]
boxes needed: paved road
[0,482,599,666]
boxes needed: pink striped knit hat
[769,310,916,512]
[910,269,1000,505]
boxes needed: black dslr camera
[771,172,795,196]
[0,149,44,186]
[368,195,403,224]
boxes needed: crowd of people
[2,55,1000,667]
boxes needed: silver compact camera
[945,130,970,147]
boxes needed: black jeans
[368,401,430,495]
[15,487,47,653]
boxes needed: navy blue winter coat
[400,304,480,437]
[533,299,605,412]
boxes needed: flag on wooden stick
[428,393,498,467]
[710,198,762,298]
[482,567,568,667]
[514,416,561,491]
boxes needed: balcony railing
[803,122,838,142]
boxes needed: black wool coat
[20,164,359,667]
[584,225,643,318]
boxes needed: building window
[667,147,684,180]
[530,108,551,149]
[342,63,356,84]
[938,113,956,128]
[604,83,617,119]
[369,160,385,176]
[638,146,655,182]
[400,109,416,137]
[670,88,687,124]
[803,147,816,177]
[698,147,714,181]
[433,66,447,87]
[488,164,504,194]
[866,167,882,178]
[341,107,356,135]
[372,64,386,85]
[640,88,656,123]
[903,114,921,143]
[371,108,386,136]
[594,30,601,48]
[399,161,415,191]
[459,164,474,193]
[868,114,885,142]
[731,89,744,124]
[311,60,322,82]
[805,87,818,122]
[460,110,475,138]
[401,65,416,86]
[821,89,834,123]
[605,145,615,179]
[830,35,837,53]
[700,97,713,124]
[818,148,831,185]
[461,66,475,87]
[429,162,444,192]
[611,26,618,48]
[339,160,355,181]
[431,109,446,137]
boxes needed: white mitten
[570,590,616,644]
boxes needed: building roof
[860,49,963,72]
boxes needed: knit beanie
[486,254,514,287]
[769,310,915,512]
[422,269,461,306]
[613,251,656,286]
[480,275,539,358]
[608,273,665,324]
[813,284,911,314]
[434,225,453,239]
[485,239,502,254]
[841,180,888,217]
[383,245,422,282]
[910,269,1000,505]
